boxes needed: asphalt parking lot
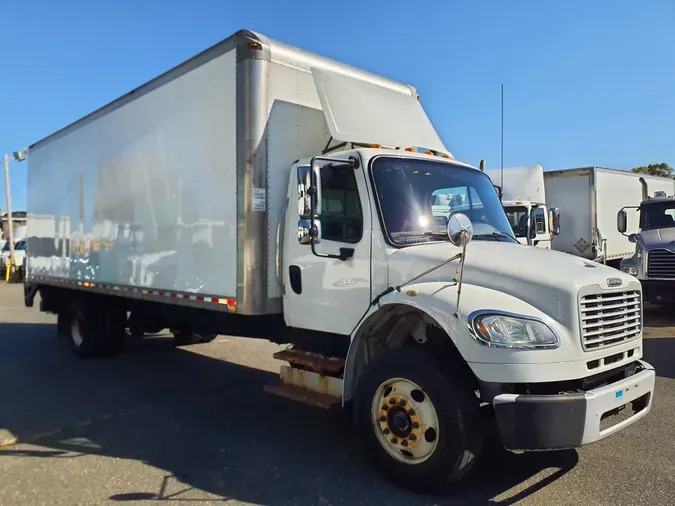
[1,283,674,505]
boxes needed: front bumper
[493,360,655,451]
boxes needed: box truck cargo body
[544,167,675,265]
[23,30,655,493]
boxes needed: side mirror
[493,185,503,200]
[297,165,321,219]
[549,207,560,235]
[298,219,321,245]
[628,233,637,244]
[529,209,537,239]
[617,209,627,234]
[447,213,473,247]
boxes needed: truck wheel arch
[343,302,476,404]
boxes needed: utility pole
[4,148,28,282]
[500,83,504,191]
[3,153,16,279]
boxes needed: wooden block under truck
[22,30,655,494]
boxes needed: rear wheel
[355,347,484,494]
[172,330,218,346]
[63,297,125,357]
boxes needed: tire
[354,347,483,494]
[172,330,218,346]
[198,333,217,343]
[66,297,125,357]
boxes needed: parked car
[1,239,27,270]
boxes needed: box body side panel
[27,50,238,297]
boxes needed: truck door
[531,206,551,248]
[282,161,371,336]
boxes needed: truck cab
[618,191,675,303]
[501,199,558,247]
[485,165,560,247]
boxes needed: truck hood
[388,241,636,328]
[638,228,675,249]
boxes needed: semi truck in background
[22,30,655,493]
[545,167,675,267]
[618,185,675,305]
[485,165,560,247]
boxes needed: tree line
[631,162,674,178]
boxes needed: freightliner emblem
[607,278,622,287]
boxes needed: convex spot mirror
[447,213,473,247]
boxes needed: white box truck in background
[22,30,655,493]
[545,167,675,267]
[485,165,560,247]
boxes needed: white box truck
[485,165,560,247]
[23,30,655,493]
[545,167,675,267]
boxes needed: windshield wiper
[473,231,515,241]
[422,231,451,239]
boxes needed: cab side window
[320,166,363,243]
[534,207,546,234]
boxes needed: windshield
[503,206,529,238]
[1,242,9,252]
[371,157,517,245]
[640,201,675,230]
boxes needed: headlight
[621,266,638,276]
[469,312,560,349]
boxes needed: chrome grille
[647,249,675,279]
[579,291,641,351]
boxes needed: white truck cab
[485,165,560,247]
[500,199,556,247]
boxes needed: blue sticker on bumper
[616,390,624,402]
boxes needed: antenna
[500,83,504,190]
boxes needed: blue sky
[1,0,674,210]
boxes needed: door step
[263,384,341,410]
[272,349,346,375]
[266,348,345,409]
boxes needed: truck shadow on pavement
[643,337,675,380]
[0,322,580,504]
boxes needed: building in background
[0,210,27,241]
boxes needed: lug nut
[379,416,386,422]
[412,422,419,429]
[383,428,390,435]
[389,398,396,405]
[409,433,417,441]
[400,399,407,407]
[391,438,398,444]
[382,404,388,411]
[407,409,415,416]
[401,440,409,447]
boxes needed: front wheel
[355,348,484,494]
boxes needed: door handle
[289,265,302,294]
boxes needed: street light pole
[3,154,16,278]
